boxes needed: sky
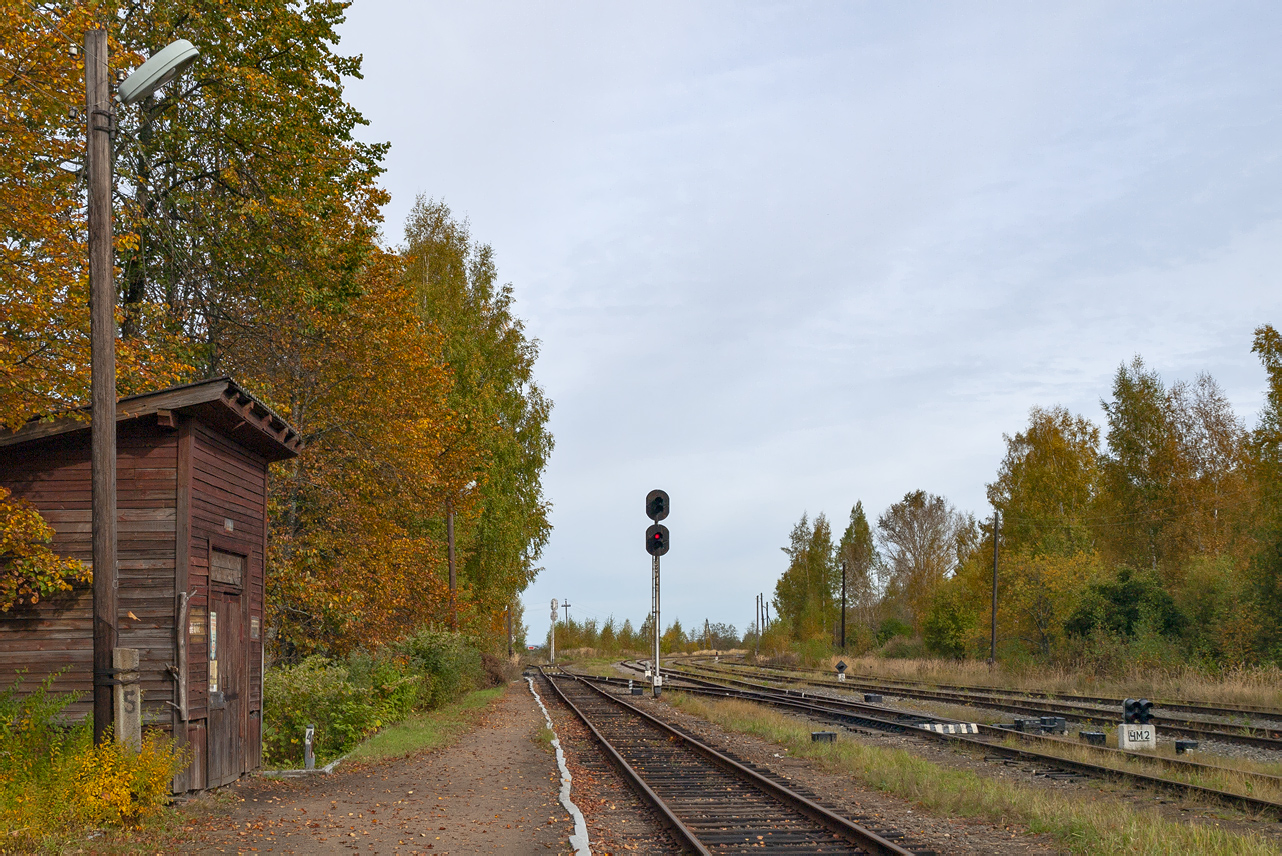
[335,2,1282,645]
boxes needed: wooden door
[207,571,245,787]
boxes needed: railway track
[537,667,926,854]
[699,658,1282,722]
[602,660,1282,818]
[681,658,1282,751]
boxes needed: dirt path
[179,681,575,854]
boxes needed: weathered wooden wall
[2,410,271,792]
[0,421,178,726]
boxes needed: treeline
[772,337,1282,670]
[550,615,741,656]
[0,2,550,656]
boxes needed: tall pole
[87,28,118,747]
[506,603,513,659]
[840,560,847,653]
[446,499,456,630]
[990,510,1000,665]
[652,553,661,697]
[562,601,572,626]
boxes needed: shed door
[207,551,246,788]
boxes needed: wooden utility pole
[506,602,513,658]
[86,28,119,746]
[446,499,456,630]
[990,511,1000,665]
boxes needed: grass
[986,732,1282,804]
[668,692,1282,856]
[343,686,504,763]
[532,725,556,754]
[790,655,1282,711]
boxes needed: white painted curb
[527,676,591,855]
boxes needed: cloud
[338,1,1282,638]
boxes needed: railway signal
[550,598,558,665]
[645,489,669,697]
[1123,698,1154,725]
[645,523,670,556]
[646,489,670,521]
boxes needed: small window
[210,549,244,587]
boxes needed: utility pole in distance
[645,489,669,697]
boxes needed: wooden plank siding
[0,422,177,726]
[189,421,266,781]
[0,379,296,792]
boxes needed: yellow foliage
[0,731,186,845]
[1000,550,1104,656]
[0,487,90,612]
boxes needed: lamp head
[118,39,199,105]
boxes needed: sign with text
[1117,723,1156,750]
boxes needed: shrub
[923,587,976,659]
[879,636,927,659]
[346,650,420,724]
[262,656,380,767]
[876,617,912,646]
[0,672,185,845]
[262,629,491,768]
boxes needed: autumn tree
[773,513,837,641]
[401,198,553,638]
[1249,325,1282,655]
[877,491,967,632]
[2,3,552,658]
[1,2,190,431]
[836,501,880,643]
[987,406,1100,557]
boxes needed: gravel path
[178,681,575,854]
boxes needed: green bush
[879,635,927,659]
[395,628,483,709]
[262,656,380,767]
[263,630,490,768]
[876,617,912,646]
[346,650,420,724]
[923,587,977,659]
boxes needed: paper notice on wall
[209,658,219,694]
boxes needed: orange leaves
[0,487,90,613]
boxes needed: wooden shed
[0,378,301,791]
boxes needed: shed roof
[0,378,302,461]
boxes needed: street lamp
[85,29,198,745]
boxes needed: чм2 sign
[1118,724,1156,750]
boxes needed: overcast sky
[336,2,1282,645]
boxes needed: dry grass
[796,656,1282,710]
[668,693,1282,856]
[701,659,1282,782]
[990,733,1282,804]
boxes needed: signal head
[645,523,670,556]
[645,489,670,521]
[1137,698,1154,724]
